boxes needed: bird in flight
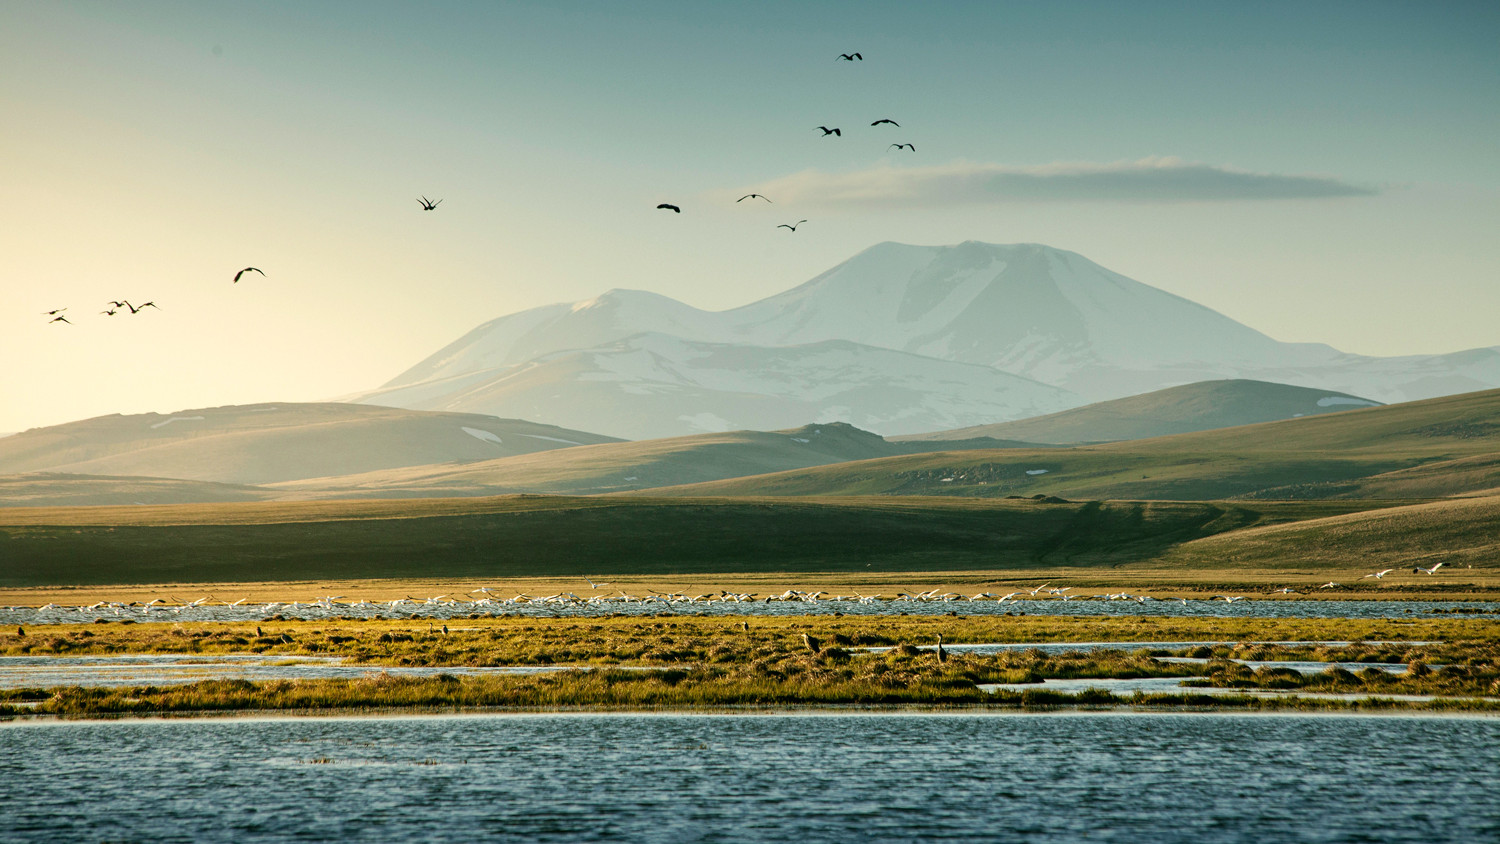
[870,119,899,127]
[836,52,863,61]
[777,220,808,232]
[233,267,265,283]
[889,143,916,152]
[48,314,71,324]
[42,308,67,316]
[1417,562,1445,575]
[656,203,681,213]
[737,194,772,203]
[1362,568,1395,579]
[100,307,118,316]
[817,126,842,136]
[122,301,159,314]
[417,196,442,211]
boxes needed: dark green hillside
[0,495,1380,586]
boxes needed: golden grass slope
[0,402,621,485]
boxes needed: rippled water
[2,713,1496,843]
[4,598,1496,625]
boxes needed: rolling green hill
[270,422,1044,498]
[894,379,1381,444]
[642,388,1500,501]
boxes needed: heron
[935,633,946,663]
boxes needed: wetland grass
[2,614,1497,716]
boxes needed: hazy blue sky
[3,1,1498,432]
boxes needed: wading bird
[233,267,264,283]
[656,203,681,213]
[836,52,862,61]
[817,126,841,136]
[777,220,807,231]
[737,194,771,202]
[802,632,821,654]
[935,633,946,663]
[889,143,915,151]
[418,196,442,210]
[870,118,899,127]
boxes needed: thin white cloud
[740,157,1375,208]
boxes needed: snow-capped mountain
[357,241,1500,439]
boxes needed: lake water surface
[2,713,1495,843]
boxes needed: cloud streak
[745,157,1375,208]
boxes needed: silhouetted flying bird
[418,196,442,210]
[836,52,863,61]
[870,119,899,126]
[778,220,808,231]
[656,203,681,213]
[889,143,915,151]
[233,267,264,283]
[737,194,772,203]
[817,126,841,136]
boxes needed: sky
[3,0,1498,433]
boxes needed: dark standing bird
[233,267,265,283]
[802,632,821,653]
[870,119,899,127]
[836,52,863,61]
[935,633,947,664]
[15,626,23,637]
[656,203,681,213]
[49,315,71,324]
[256,626,263,637]
[889,143,915,152]
[778,220,808,232]
[741,621,749,632]
[817,126,842,137]
[418,196,442,210]
[737,194,772,203]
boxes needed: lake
[2,712,1496,842]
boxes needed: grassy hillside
[272,422,1044,498]
[644,388,1500,501]
[0,495,1385,586]
[0,473,275,508]
[895,379,1380,444]
[1159,494,1500,572]
[0,402,621,485]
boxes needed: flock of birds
[7,565,1455,618]
[653,51,912,233]
[43,268,263,327]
